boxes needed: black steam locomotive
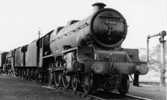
[0,3,148,95]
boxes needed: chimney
[92,2,106,13]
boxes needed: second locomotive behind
[0,2,148,95]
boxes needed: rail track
[42,85,152,100]
[0,74,152,100]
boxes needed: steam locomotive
[0,2,148,95]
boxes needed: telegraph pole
[147,31,166,87]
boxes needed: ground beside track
[0,74,84,100]
[129,83,166,100]
[0,74,166,100]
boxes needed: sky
[0,0,166,51]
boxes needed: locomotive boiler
[0,2,148,96]
[50,3,126,53]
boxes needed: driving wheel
[62,73,71,89]
[54,72,62,87]
[71,73,79,92]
